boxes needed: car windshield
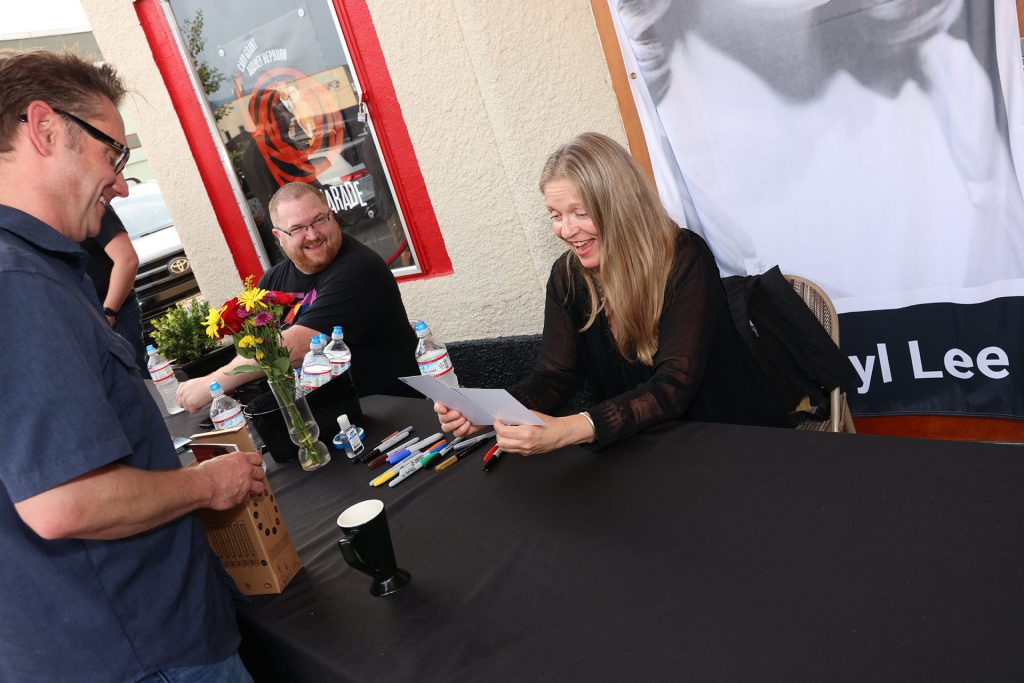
[110,182,174,239]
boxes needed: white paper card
[457,388,544,426]
[398,376,544,426]
[398,375,494,425]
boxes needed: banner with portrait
[610,0,1024,418]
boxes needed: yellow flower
[238,287,269,311]
[256,351,265,360]
[254,337,265,345]
[204,305,225,338]
[238,335,257,349]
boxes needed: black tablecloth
[209,396,1024,682]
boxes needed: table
[169,395,1024,681]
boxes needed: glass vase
[267,376,330,471]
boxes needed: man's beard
[288,234,341,274]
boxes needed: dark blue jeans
[135,652,253,683]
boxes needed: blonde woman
[436,132,788,454]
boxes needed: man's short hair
[268,182,329,225]
[0,50,127,153]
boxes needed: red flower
[218,297,245,334]
[269,291,297,306]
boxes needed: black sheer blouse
[508,230,789,448]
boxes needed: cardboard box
[189,425,302,596]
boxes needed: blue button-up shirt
[0,206,239,682]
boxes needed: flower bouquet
[205,277,330,471]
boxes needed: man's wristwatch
[103,306,119,319]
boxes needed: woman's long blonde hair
[540,132,678,365]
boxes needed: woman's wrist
[574,411,596,445]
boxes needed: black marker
[357,426,414,463]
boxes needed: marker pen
[482,445,503,472]
[369,448,422,485]
[413,432,443,450]
[453,431,497,452]
[387,466,420,487]
[386,432,441,464]
[389,446,446,488]
[434,438,489,472]
[417,448,445,469]
[370,469,400,487]
[434,455,459,472]
[351,428,396,464]
[377,426,414,451]
[365,428,399,455]
[366,437,419,469]
[388,457,425,488]
[359,429,414,464]
[425,443,452,464]
[388,437,420,456]
[374,428,401,446]
[424,439,447,453]
[387,448,416,466]
[430,436,460,458]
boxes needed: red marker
[482,445,502,472]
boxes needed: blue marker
[387,432,441,464]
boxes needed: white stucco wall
[83,0,624,342]
[81,0,244,304]
[366,0,625,341]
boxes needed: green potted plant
[151,298,234,379]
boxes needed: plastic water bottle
[415,321,459,388]
[209,382,245,430]
[324,325,352,377]
[301,334,333,391]
[146,344,183,414]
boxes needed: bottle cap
[146,344,156,353]
[415,321,429,336]
[336,414,351,430]
[209,382,222,395]
[333,325,343,335]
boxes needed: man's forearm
[104,262,135,312]
[209,353,265,393]
[102,233,139,312]
[15,464,213,540]
[14,452,266,541]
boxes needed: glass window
[110,181,175,239]
[166,0,419,273]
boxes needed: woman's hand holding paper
[434,402,484,438]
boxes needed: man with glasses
[19,107,132,174]
[0,50,263,682]
[177,181,419,412]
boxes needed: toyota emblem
[168,257,191,275]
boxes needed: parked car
[110,181,200,339]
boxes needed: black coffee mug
[337,499,411,597]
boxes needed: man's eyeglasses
[18,108,130,175]
[274,213,331,237]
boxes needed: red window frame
[135,0,452,282]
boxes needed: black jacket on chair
[723,267,857,422]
